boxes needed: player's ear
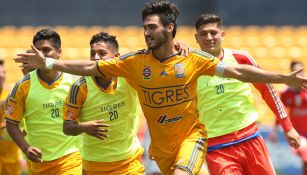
[114,52,120,57]
[221,31,226,39]
[57,48,63,57]
[166,23,174,34]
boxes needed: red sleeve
[232,51,293,132]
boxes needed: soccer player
[5,29,82,175]
[0,59,22,175]
[194,13,301,175]
[272,61,307,175]
[15,1,307,175]
[62,32,144,175]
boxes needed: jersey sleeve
[63,77,87,123]
[3,75,30,124]
[189,49,219,77]
[96,52,139,81]
[0,99,6,136]
[232,51,293,131]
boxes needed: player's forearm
[6,122,30,153]
[63,121,84,136]
[224,64,287,84]
[51,59,101,76]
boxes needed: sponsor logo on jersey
[42,100,64,109]
[100,101,125,112]
[143,66,151,80]
[157,114,183,124]
[142,84,191,108]
[174,63,186,78]
[5,104,13,115]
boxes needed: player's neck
[37,69,62,84]
[152,40,177,61]
[93,76,113,88]
[209,49,223,60]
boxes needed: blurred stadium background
[0,0,307,174]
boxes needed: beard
[145,29,168,50]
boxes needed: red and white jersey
[281,88,307,136]
[229,49,291,131]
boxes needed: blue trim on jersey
[36,70,63,86]
[93,76,113,90]
[190,49,215,59]
[96,61,107,78]
[65,103,79,109]
[4,117,20,124]
[11,74,30,98]
[153,52,178,63]
[207,131,261,152]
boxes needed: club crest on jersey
[157,115,183,124]
[143,66,151,80]
[66,110,74,120]
[5,104,13,115]
[174,63,186,78]
[160,70,168,77]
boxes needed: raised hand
[15,45,46,69]
[174,41,189,56]
[24,146,43,162]
[285,68,307,90]
[80,119,110,140]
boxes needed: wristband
[45,57,54,69]
[215,61,227,77]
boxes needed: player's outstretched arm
[6,121,42,162]
[63,120,109,140]
[222,64,307,89]
[15,45,102,76]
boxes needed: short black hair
[290,61,303,70]
[195,14,223,30]
[142,0,179,38]
[0,59,4,66]
[32,29,61,49]
[90,32,119,53]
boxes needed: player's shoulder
[63,73,82,82]
[229,49,253,59]
[228,49,257,65]
[9,74,31,99]
[71,76,87,87]
[189,48,215,59]
[15,74,31,87]
[119,49,151,61]
[68,77,87,101]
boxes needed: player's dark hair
[195,14,223,30]
[90,32,119,53]
[142,0,179,38]
[0,59,4,66]
[290,61,303,70]
[33,29,61,49]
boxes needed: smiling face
[195,22,225,57]
[143,14,170,50]
[90,41,118,61]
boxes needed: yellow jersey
[97,49,218,157]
